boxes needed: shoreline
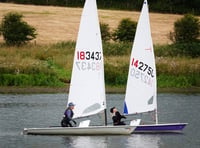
[0,86,200,94]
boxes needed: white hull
[23,125,135,135]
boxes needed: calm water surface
[0,93,199,148]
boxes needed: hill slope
[0,3,185,45]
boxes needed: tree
[100,22,111,42]
[112,18,137,42]
[169,14,200,43]
[0,12,37,45]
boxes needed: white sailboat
[23,0,135,135]
[124,0,187,133]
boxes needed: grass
[156,57,200,76]
[0,42,199,90]
[0,43,73,87]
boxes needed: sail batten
[124,0,157,116]
[68,0,106,119]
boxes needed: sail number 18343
[76,50,102,71]
[77,51,102,61]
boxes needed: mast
[104,109,107,126]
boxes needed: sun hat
[68,102,75,107]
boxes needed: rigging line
[122,110,156,117]
[106,119,154,125]
[137,119,156,124]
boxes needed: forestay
[124,0,157,116]
[68,0,106,119]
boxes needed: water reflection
[61,134,160,148]
[62,136,108,148]
[128,134,161,148]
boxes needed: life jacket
[64,107,74,120]
[112,111,126,125]
[61,107,74,127]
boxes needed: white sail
[68,0,106,119]
[22,0,138,136]
[124,0,157,115]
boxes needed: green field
[0,42,199,93]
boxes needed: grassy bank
[0,42,75,87]
[0,42,200,93]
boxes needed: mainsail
[68,0,106,119]
[124,0,157,118]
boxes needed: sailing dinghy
[124,0,187,133]
[23,0,135,135]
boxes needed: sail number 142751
[131,57,154,78]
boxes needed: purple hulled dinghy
[123,0,188,134]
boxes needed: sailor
[61,102,76,127]
[110,107,126,126]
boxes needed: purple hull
[134,123,188,133]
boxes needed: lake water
[0,93,199,148]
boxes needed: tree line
[1,0,200,15]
